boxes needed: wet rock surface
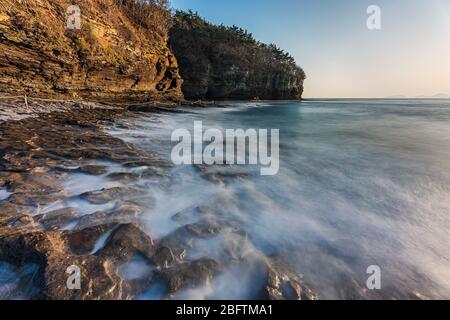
[34,208,78,231]
[264,258,319,300]
[80,187,139,205]
[158,258,220,295]
[0,97,319,300]
[76,165,109,176]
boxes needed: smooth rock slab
[34,208,78,231]
[80,187,138,205]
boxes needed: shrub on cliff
[0,0,183,101]
[114,0,172,40]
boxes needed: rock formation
[0,2,306,102]
[169,10,306,100]
[0,0,183,102]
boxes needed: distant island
[414,93,450,99]
[385,94,450,99]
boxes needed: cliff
[0,3,306,102]
[169,11,306,100]
[0,0,183,102]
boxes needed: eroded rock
[97,224,157,263]
[107,172,141,182]
[34,208,78,231]
[0,223,158,299]
[80,187,137,205]
[0,0,183,101]
[157,258,220,295]
[75,211,109,230]
[76,165,108,176]
[64,224,117,255]
[263,258,319,300]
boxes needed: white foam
[114,99,450,298]
[90,227,118,255]
[40,198,116,217]
[0,188,11,201]
[63,172,122,197]
[121,255,154,281]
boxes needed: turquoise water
[112,99,450,299]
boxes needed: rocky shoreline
[0,96,318,300]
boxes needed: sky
[171,0,450,98]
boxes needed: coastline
[0,95,316,300]
[2,95,450,299]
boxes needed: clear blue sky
[171,0,450,98]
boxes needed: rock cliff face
[0,0,183,102]
[0,3,306,102]
[169,11,306,100]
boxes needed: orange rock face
[0,0,183,102]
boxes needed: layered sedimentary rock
[0,2,306,102]
[0,0,183,101]
[169,11,306,100]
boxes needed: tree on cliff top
[173,10,306,81]
[170,10,306,100]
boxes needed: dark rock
[2,171,64,207]
[79,187,137,205]
[109,203,144,221]
[157,258,220,295]
[0,213,16,225]
[263,259,319,300]
[127,104,157,112]
[8,192,64,207]
[97,224,157,263]
[194,165,252,186]
[157,231,190,260]
[64,224,116,255]
[0,203,29,220]
[6,215,35,229]
[76,165,108,176]
[185,220,224,239]
[158,218,236,260]
[0,222,158,299]
[73,202,144,229]
[107,172,140,182]
[35,208,78,231]
[152,246,176,269]
[5,173,62,195]
[75,211,109,230]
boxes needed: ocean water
[109,99,450,299]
